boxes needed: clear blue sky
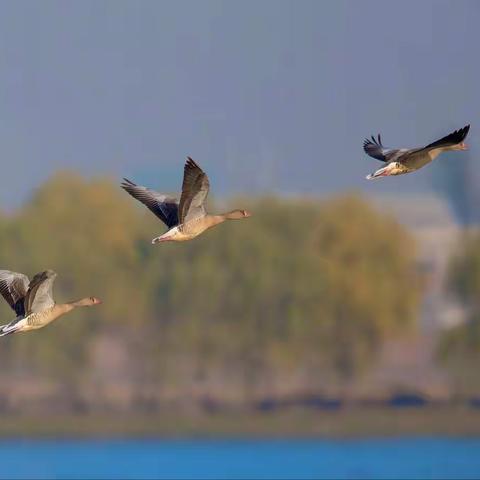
[0,0,478,207]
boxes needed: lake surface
[0,437,479,479]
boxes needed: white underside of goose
[152,226,183,244]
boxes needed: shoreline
[1,406,480,438]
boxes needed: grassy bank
[2,406,480,438]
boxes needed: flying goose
[364,125,470,179]
[0,269,101,336]
[121,157,252,243]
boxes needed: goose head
[72,297,102,307]
[225,209,252,220]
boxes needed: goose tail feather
[0,321,22,337]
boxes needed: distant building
[370,192,465,331]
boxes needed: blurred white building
[364,193,466,397]
[371,192,465,331]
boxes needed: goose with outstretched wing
[0,269,101,336]
[121,157,252,243]
[364,125,470,179]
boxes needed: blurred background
[1,0,480,478]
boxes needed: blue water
[0,437,479,479]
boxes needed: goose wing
[25,270,57,314]
[423,125,470,150]
[121,179,179,228]
[0,270,29,316]
[178,157,210,224]
[363,134,407,162]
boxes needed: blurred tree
[0,174,421,406]
[0,172,150,385]
[311,195,419,380]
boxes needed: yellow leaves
[314,194,419,337]
[23,172,141,263]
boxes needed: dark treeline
[0,172,422,410]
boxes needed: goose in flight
[364,125,470,179]
[121,157,252,243]
[0,269,101,336]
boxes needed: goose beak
[366,166,391,180]
[460,142,468,151]
[152,236,169,244]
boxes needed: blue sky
[0,0,478,207]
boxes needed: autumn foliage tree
[0,172,421,402]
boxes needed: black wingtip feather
[185,157,200,169]
[121,178,137,190]
[363,133,383,148]
[185,157,206,175]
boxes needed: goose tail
[0,320,22,337]
[0,329,16,337]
